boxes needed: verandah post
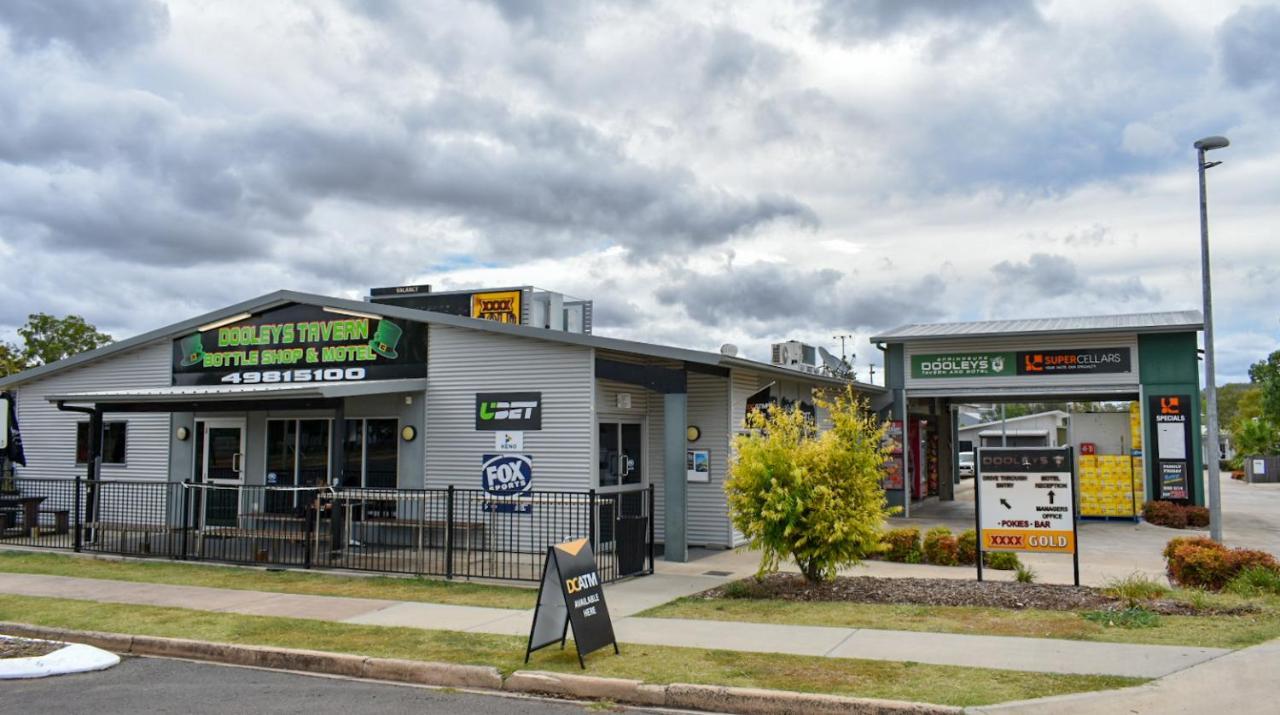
[648,483,655,574]
[446,485,455,580]
[73,475,82,552]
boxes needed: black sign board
[475,392,542,431]
[1150,394,1193,501]
[525,538,618,668]
[1015,348,1131,375]
[172,303,427,387]
[369,284,432,296]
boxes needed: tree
[726,386,893,583]
[1248,350,1280,425]
[15,313,113,367]
[1235,417,1279,458]
[0,342,23,378]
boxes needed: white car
[958,451,975,478]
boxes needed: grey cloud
[991,253,1159,302]
[0,0,169,59]
[814,0,1040,43]
[654,262,945,332]
[0,73,814,268]
[1218,5,1280,93]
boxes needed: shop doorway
[598,422,644,490]
[197,418,244,527]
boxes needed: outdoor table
[0,495,47,537]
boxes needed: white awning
[48,379,427,405]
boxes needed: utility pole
[869,364,876,385]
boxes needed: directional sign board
[525,537,618,668]
[977,447,1076,555]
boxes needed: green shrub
[727,387,894,582]
[1103,572,1170,606]
[922,527,959,566]
[1226,566,1280,598]
[882,527,923,563]
[1164,536,1280,590]
[956,529,978,565]
[1083,607,1161,629]
[1184,506,1210,528]
[1143,500,1188,528]
[984,551,1020,571]
[1014,563,1036,583]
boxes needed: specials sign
[475,392,542,431]
[1150,394,1193,501]
[171,304,426,386]
[976,447,1076,555]
[912,347,1131,379]
[525,538,618,668]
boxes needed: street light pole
[1195,135,1229,542]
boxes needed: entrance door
[200,419,244,527]
[597,422,643,490]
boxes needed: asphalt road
[4,656,657,714]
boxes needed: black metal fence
[0,477,654,583]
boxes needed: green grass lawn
[640,594,1280,650]
[0,550,535,610]
[0,594,1142,707]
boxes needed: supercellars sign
[912,347,1131,379]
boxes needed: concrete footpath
[0,572,1227,679]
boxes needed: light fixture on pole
[1194,134,1228,542]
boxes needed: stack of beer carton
[1079,454,1142,517]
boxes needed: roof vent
[720,343,739,357]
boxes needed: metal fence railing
[0,477,654,583]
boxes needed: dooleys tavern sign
[172,303,427,386]
[912,347,1132,379]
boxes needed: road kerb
[504,670,667,706]
[664,683,961,715]
[0,622,958,714]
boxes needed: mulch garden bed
[0,636,62,659]
[694,574,1253,615]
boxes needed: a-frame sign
[525,537,619,668]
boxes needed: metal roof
[870,310,1203,343]
[47,379,429,404]
[1,289,880,393]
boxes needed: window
[342,418,399,488]
[75,422,127,465]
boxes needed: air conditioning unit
[771,341,817,367]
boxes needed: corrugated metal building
[0,288,879,564]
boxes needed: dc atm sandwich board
[976,447,1080,586]
[525,537,619,668]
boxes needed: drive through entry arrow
[1000,499,1012,510]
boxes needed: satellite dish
[720,343,739,357]
[819,346,853,378]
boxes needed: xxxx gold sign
[471,290,521,324]
[526,537,618,668]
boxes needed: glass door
[200,419,244,527]
[598,422,644,490]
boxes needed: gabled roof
[871,310,1202,343]
[1,289,883,393]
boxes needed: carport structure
[872,311,1206,513]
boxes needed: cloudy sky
[1,0,1277,383]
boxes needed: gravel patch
[1,637,62,659]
